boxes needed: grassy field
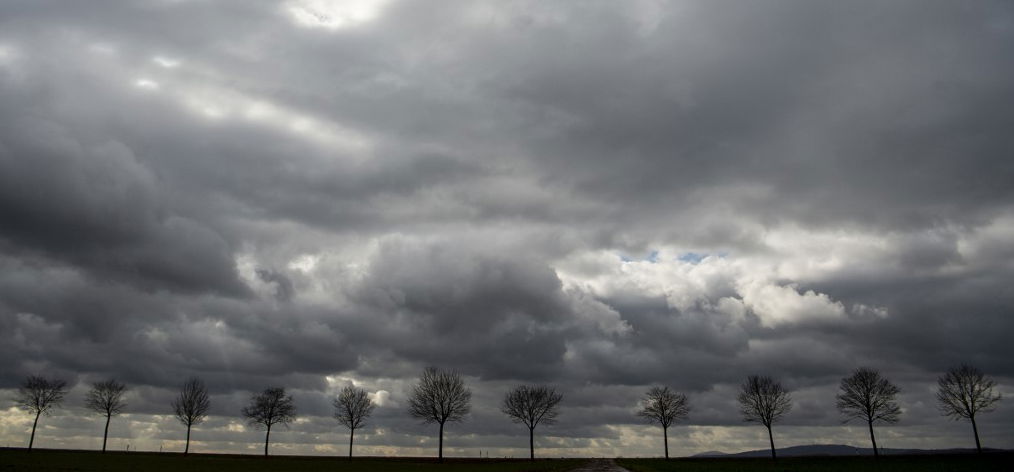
[618,453,1013,472]
[6,449,1011,471]
[0,449,587,472]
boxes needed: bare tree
[937,364,1002,453]
[636,386,690,460]
[84,379,128,453]
[501,385,563,460]
[737,375,791,460]
[407,367,471,461]
[14,375,68,452]
[333,385,375,460]
[241,387,297,456]
[172,377,211,455]
[835,367,900,458]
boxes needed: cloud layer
[1,0,1013,457]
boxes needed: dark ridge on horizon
[692,444,1011,458]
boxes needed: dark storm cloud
[0,101,249,296]
[256,269,294,302]
[494,0,1014,232]
[1,0,1013,456]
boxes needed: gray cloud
[1,0,1013,457]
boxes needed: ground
[617,454,1013,472]
[1,449,1010,471]
[0,449,584,472]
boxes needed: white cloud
[558,244,852,327]
[739,281,846,327]
[0,42,19,65]
[133,78,160,90]
[284,0,389,30]
[151,56,180,68]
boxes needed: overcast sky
[1,0,1013,458]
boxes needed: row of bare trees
[407,367,563,461]
[11,367,560,461]
[14,377,128,452]
[13,364,1000,459]
[637,364,1003,460]
[226,367,562,460]
[228,367,563,460]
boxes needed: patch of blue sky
[678,251,728,264]
[678,252,706,263]
[618,250,660,263]
[618,250,727,264]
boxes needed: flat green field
[618,454,1013,472]
[0,449,586,472]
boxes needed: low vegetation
[618,453,1014,472]
[0,449,585,472]
[3,448,1010,472]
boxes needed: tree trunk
[185,424,191,455]
[29,412,40,452]
[663,425,669,460]
[102,414,111,452]
[529,426,535,461]
[348,427,354,460]
[264,424,271,457]
[767,425,776,460]
[868,419,879,458]
[971,416,981,453]
[438,422,444,462]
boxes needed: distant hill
[691,444,1001,458]
[692,450,728,457]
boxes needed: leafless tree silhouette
[737,375,791,460]
[501,385,563,460]
[835,367,900,458]
[937,364,1002,453]
[84,379,128,452]
[241,387,296,456]
[172,377,211,455]
[333,385,375,460]
[407,367,471,461]
[14,375,68,452]
[636,386,689,460]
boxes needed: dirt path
[568,459,630,472]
